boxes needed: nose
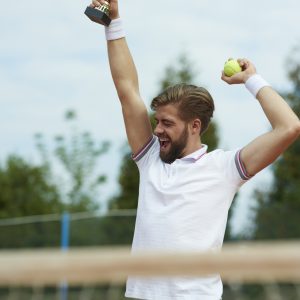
[154,124,164,136]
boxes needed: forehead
[154,104,181,120]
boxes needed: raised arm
[92,0,152,155]
[222,59,300,176]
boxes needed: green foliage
[0,220,61,249]
[0,109,110,248]
[35,110,110,213]
[109,145,139,210]
[69,216,136,246]
[0,156,62,219]
[0,156,63,248]
[202,122,219,151]
[252,48,300,239]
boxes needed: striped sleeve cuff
[132,136,156,162]
[234,149,253,181]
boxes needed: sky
[0,0,299,235]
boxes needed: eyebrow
[154,117,175,124]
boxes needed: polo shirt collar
[180,144,208,162]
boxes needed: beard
[159,125,189,164]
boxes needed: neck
[182,138,202,157]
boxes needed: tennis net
[1,241,300,299]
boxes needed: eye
[163,121,172,127]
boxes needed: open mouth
[159,139,170,150]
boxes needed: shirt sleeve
[234,149,253,181]
[213,148,253,187]
[131,135,159,170]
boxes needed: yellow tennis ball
[224,59,242,77]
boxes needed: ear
[190,119,201,135]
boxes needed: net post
[61,212,70,251]
[60,212,70,300]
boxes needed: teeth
[160,139,170,149]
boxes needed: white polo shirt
[125,136,251,300]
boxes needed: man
[90,1,300,299]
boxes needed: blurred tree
[0,155,62,248]
[106,53,224,245]
[35,110,110,213]
[0,155,62,219]
[0,110,110,248]
[252,48,300,239]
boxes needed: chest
[144,159,224,195]
[138,159,233,231]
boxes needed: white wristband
[245,74,271,98]
[105,18,125,41]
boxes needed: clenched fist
[90,0,120,20]
[221,58,257,85]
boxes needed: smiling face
[151,84,215,163]
[154,104,190,164]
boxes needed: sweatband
[245,74,271,98]
[105,18,125,41]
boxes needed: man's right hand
[91,0,120,20]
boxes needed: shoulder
[132,136,160,170]
[207,148,252,183]
[205,148,235,165]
